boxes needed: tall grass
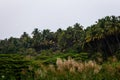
[1,54,120,80]
[56,57,101,74]
[31,57,101,80]
[32,57,120,80]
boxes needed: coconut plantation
[0,16,120,80]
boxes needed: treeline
[0,16,120,59]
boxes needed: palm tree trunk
[104,38,113,55]
[116,34,120,49]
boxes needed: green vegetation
[0,54,120,80]
[0,15,120,80]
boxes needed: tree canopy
[0,16,120,59]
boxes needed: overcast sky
[0,0,120,39]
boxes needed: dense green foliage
[0,16,120,59]
[0,16,120,80]
[0,54,31,80]
[0,54,120,80]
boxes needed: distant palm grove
[0,16,120,59]
[0,16,120,80]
